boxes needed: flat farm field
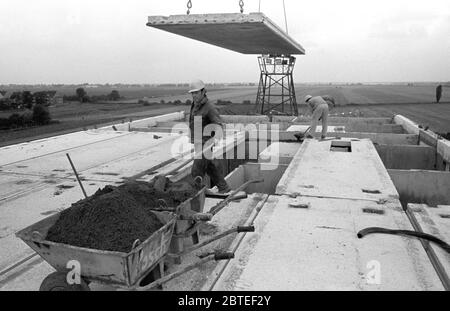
[216,84,450,134]
[1,84,449,146]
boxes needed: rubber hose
[357,227,450,254]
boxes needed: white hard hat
[188,79,206,93]
[304,95,312,103]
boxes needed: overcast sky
[0,0,449,84]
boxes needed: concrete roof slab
[276,138,400,201]
[212,195,443,290]
[147,13,305,55]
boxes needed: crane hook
[187,0,192,15]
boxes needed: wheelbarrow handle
[178,225,256,256]
[148,207,177,212]
[214,252,234,261]
[192,213,213,221]
[135,251,235,291]
[179,212,212,221]
[209,179,263,216]
[237,225,255,233]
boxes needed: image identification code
[178,295,271,308]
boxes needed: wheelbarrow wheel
[39,272,90,291]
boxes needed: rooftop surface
[0,112,449,290]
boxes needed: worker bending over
[188,79,231,194]
[304,94,334,139]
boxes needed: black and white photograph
[0,0,449,297]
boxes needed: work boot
[204,186,231,196]
[205,188,218,196]
[218,185,232,194]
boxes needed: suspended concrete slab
[146,12,305,55]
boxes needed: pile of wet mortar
[46,181,197,253]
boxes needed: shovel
[293,126,311,142]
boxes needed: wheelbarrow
[127,224,256,290]
[16,211,255,291]
[150,178,263,264]
[15,210,177,291]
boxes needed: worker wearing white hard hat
[188,79,231,194]
[304,94,334,139]
[188,79,206,93]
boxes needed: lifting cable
[186,0,192,15]
[282,0,288,34]
[184,0,286,32]
[258,0,289,33]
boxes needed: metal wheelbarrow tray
[171,186,206,235]
[154,180,263,263]
[15,210,177,289]
[150,185,206,262]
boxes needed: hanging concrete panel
[146,13,305,55]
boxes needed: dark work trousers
[191,145,230,192]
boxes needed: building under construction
[0,111,449,290]
[0,10,449,291]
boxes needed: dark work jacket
[189,95,223,144]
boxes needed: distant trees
[22,91,33,109]
[76,88,88,102]
[0,105,51,130]
[32,104,51,125]
[108,90,120,101]
[34,91,56,106]
[63,89,121,103]
[7,113,27,128]
[0,90,57,111]
[436,85,442,103]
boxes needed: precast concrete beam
[276,138,400,202]
[210,195,444,290]
[394,115,420,135]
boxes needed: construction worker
[188,79,231,194]
[321,95,336,108]
[304,95,331,139]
